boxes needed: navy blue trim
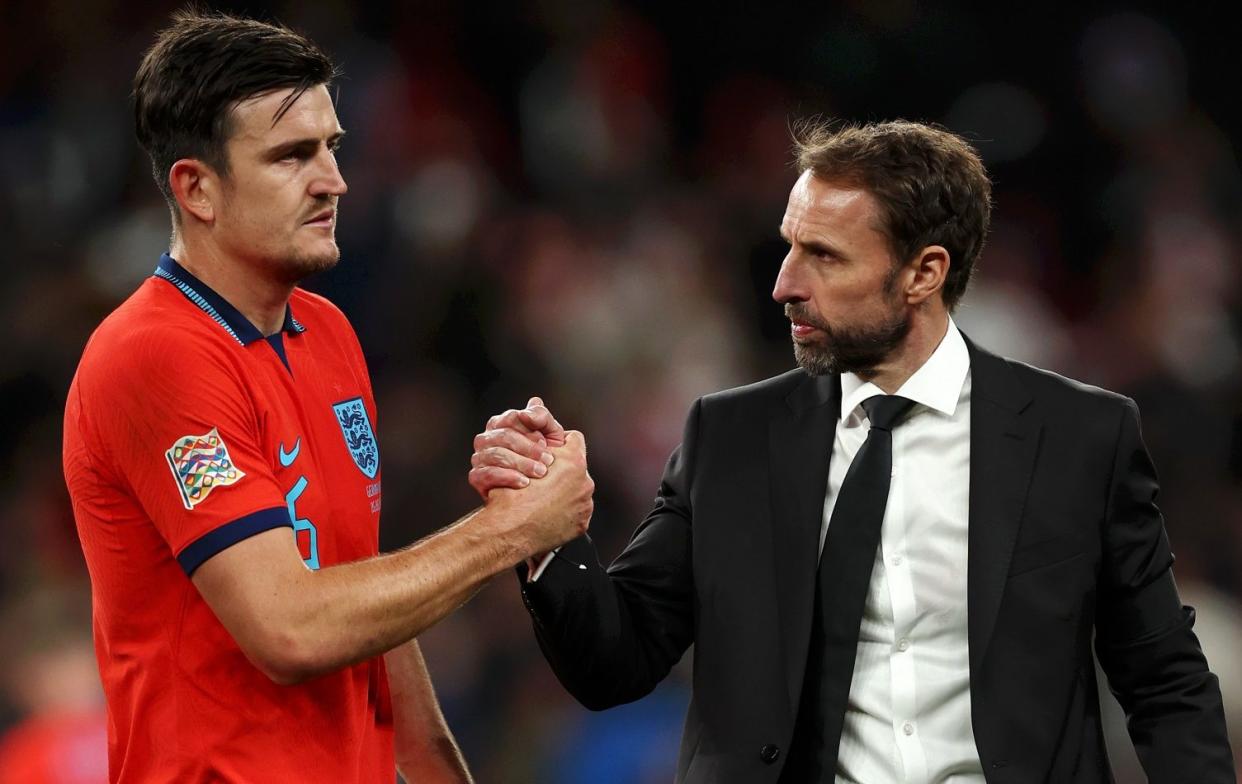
[267,333,291,373]
[154,254,306,343]
[284,309,307,334]
[176,506,292,576]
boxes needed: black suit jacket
[521,340,1234,783]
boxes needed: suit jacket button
[759,744,780,764]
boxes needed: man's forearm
[193,433,593,685]
[268,507,525,682]
[387,639,473,783]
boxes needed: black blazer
[521,339,1234,783]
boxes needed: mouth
[790,319,822,340]
[304,208,336,229]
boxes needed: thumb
[527,396,544,408]
[562,429,586,455]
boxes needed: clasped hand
[470,397,594,560]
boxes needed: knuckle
[508,432,534,453]
[481,447,507,468]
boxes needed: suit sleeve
[1093,398,1234,781]
[518,399,702,711]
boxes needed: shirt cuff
[527,549,559,582]
[176,506,292,576]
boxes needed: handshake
[467,396,595,563]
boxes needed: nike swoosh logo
[278,438,301,467]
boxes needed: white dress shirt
[827,319,983,784]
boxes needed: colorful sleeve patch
[165,427,246,510]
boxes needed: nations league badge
[332,397,379,479]
[165,427,245,510]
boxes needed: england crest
[333,397,379,479]
[165,427,245,510]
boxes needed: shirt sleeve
[84,327,290,575]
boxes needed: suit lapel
[769,372,839,714]
[966,339,1041,671]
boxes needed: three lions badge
[332,397,379,479]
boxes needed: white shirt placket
[883,423,929,782]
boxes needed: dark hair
[133,10,338,218]
[793,119,992,310]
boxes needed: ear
[904,245,949,306]
[168,159,219,225]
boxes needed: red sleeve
[81,326,290,574]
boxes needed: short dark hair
[793,119,992,310]
[133,10,338,218]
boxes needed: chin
[276,246,340,283]
[792,342,835,377]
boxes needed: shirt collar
[839,317,971,422]
[153,253,306,346]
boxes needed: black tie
[783,394,916,781]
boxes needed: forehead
[227,84,341,146]
[782,170,879,229]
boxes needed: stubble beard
[279,243,340,282]
[267,216,341,284]
[220,192,342,284]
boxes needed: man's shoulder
[289,287,352,330]
[975,345,1133,416]
[84,279,229,362]
[699,368,814,411]
[76,279,242,395]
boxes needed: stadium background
[2,1,1241,780]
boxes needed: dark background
[2,1,1240,780]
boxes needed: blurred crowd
[2,1,1241,781]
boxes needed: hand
[469,397,567,499]
[484,430,594,559]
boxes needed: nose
[310,147,348,198]
[772,253,807,304]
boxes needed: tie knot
[861,395,915,431]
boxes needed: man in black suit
[469,120,1234,782]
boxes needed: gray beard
[792,310,911,377]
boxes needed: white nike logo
[278,438,301,467]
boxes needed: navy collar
[153,253,306,346]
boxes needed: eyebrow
[779,226,846,258]
[263,129,347,160]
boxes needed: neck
[859,309,951,394]
[170,236,293,337]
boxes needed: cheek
[245,200,294,238]
[807,270,869,306]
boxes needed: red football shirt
[63,254,393,783]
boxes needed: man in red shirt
[61,11,593,782]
